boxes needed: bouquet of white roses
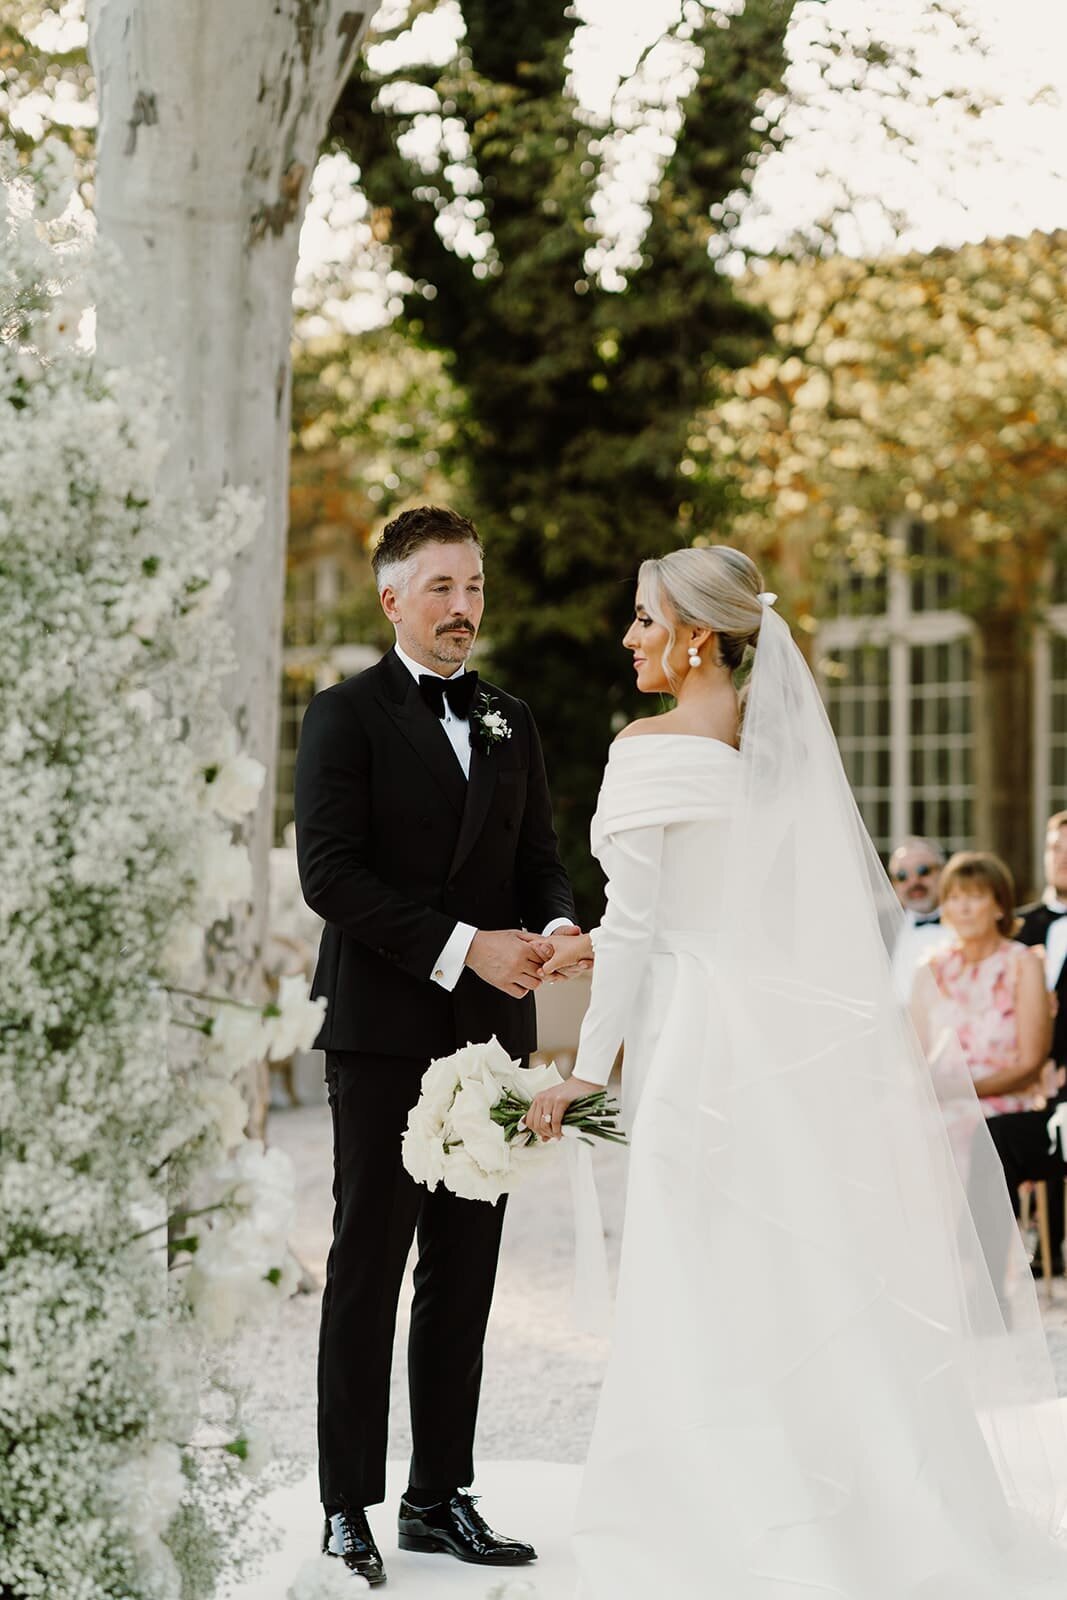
[401,1037,626,1203]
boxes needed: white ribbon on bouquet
[518,1115,613,1334]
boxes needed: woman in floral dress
[923,851,1054,1269]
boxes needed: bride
[528,546,1067,1598]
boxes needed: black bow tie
[914,912,941,927]
[418,670,479,721]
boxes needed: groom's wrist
[430,921,478,991]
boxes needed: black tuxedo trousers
[318,1050,509,1510]
[1004,903,1067,1257]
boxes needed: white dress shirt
[1042,892,1067,991]
[392,643,573,990]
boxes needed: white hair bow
[757,590,778,608]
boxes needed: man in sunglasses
[889,837,945,917]
[889,836,950,1002]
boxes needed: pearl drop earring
[687,645,701,668]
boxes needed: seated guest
[921,851,1060,1273]
[889,836,951,1003]
[1012,810,1067,1274]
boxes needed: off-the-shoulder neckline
[612,732,741,756]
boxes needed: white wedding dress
[567,701,1067,1595]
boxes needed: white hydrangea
[206,1001,272,1069]
[228,1421,275,1478]
[204,752,267,822]
[196,831,255,922]
[266,973,327,1060]
[184,1142,297,1341]
[195,1074,251,1151]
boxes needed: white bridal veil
[572,593,1067,1599]
[698,593,1067,1548]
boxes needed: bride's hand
[543,932,594,979]
[526,1075,599,1140]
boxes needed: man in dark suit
[294,505,579,1584]
[1009,810,1067,1277]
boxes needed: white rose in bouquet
[414,1051,464,1127]
[400,1048,471,1184]
[439,1145,511,1204]
[401,1118,448,1190]
[448,1069,509,1174]
[402,1038,626,1203]
[509,1060,565,1099]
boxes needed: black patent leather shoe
[397,1490,536,1566]
[323,1509,386,1585]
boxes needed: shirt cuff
[431,921,478,991]
[542,916,576,937]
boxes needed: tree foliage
[699,231,1067,623]
[289,324,462,655]
[1,4,94,169]
[330,0,792,912]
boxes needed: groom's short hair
[372,505,482,594]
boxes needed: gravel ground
[227,1084,627,1474]
[229,1083,1067,1480]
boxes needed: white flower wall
[0,143,324,1599]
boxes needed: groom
[294,505,579,1584]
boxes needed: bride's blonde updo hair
[638,545,763,690]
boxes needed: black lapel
[374,650,467,815]
[449,735,498,878]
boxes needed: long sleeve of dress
[572,823,664,1086]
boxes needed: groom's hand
[465,929,553,998]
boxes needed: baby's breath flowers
[0,142,322,1599]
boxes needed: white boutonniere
[470,692,512,753]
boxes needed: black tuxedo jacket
[1016,901,1067,1068]
[293,649,575,1060]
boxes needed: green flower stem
[489,1088,628,1148]
[170,1016,213,1034]
[129,1198,232,1242]
[165,984,264,1010]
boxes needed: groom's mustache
[436,623,475,636]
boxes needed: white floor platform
[226,1459,581,1599]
